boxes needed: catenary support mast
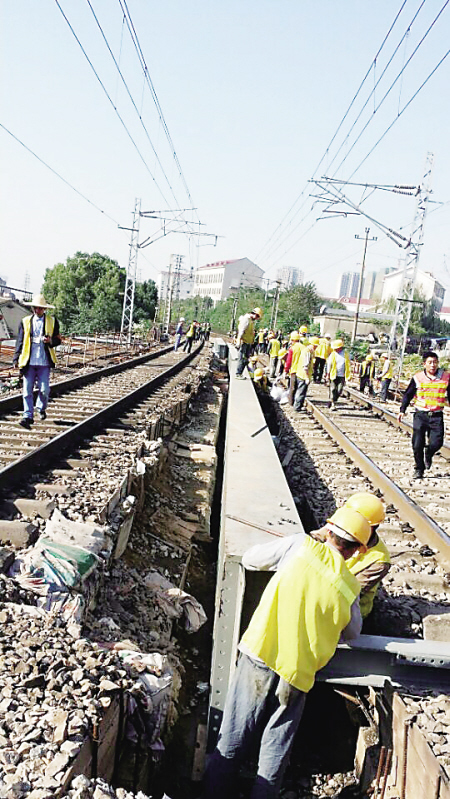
[121,198,141,343]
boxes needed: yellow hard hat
[327,507,371,547]
[366,353,373,361]
[309,336,320,346]
[299,325,308,334]
[249,355,259,362]
[345,493,385,526]
[253,368,265,381]
[332,339,344,350]
[252,307,263,317]
[278,348,288,359]
[290,331,301,341]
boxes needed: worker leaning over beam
[252,367,269,394]
[313,333,331,383]
[13,293,61,429]
[235,308,263,378]
[203,507,370,799]
[377,352,393,403]
[312,493,391,619]
[398,350,450,479]
[284,331,303,406]
[359,352,376,396]
[326,338,350,411]
[268,332,281,379]
[293,337,320,412]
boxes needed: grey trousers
[203,653,306,799]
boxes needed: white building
[381,268,445,312]
[276,266,303,291]
[156,270,194,305]
[193,258,263,306]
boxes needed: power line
[84,0,186,215]
[0,121,120,225]
[118,0,199,223]
[54,0,172,208]
[256,0,410,264]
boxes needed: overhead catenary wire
[54,0,172,209]
[255,0,410,265]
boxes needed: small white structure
[193,258,263,306]
[276,266,303,291]
[156,270,194,303]
[381,268,445,311]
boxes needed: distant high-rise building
[276,266,303,291]
[337,272,360,299]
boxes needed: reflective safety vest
[296,347,314,381]
[240,536,360,692]
[360,359,375,380]
[240,317,255,345]
[316,338,331,360]
[258,330,265,343]
[413,369,450,412]
[328,350,350,380]
[289,342,305,375]
[186,323,195,338]
[269,338,280,358]
[380,360,393,380]
[346,537,391,618]
[18,314,57,368]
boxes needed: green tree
[134,280,158,326]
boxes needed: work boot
[424,449,432,470]
[39,410,47,420]
[19,417,33,429]
[413,468,424,480]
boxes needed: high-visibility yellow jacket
[413,369,450,412]
[289,342,305,375]
[346,537,391,618]
[258,330,265,343]
[269,338,280,358]
[379,360,393,380]
[240,536,360,692]
[296,347,314,381]
[239,315,255,345]
[360,359,375,380]
[316,338,331,359]
[17,314,58,369]
[186,323,196,338]
[327,350,351,380]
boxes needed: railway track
[0,343,201,494]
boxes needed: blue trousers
[174,334,182,351]
[22,365,51,419]
[204,654,306,799]
[293,379,309,411]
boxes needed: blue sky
[1,1,450,300]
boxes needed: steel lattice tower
[121,198,141,343]
[389,153,434,373]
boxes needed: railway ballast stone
[0,521,39,549]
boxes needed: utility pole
[121,198,141,343]
[230,296,238,334]
[351,228,377,343]
[162,260,174,334]
[171,254,184,302]
[270,281,282,330]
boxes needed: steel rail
[305,396,450,564]
[0,343,203,494]
[343,385,450,460]
[0,344,175,415]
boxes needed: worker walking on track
[313,334,331,383]
[13,293,61,429]
[377,353,393,402]
[398,350,450,479]
[293,337,319,412]
[284,331,303,405]
[203,507,370,799]
[326,339,351,411]
[268,333,281,378]
[236,308,263,378]
[174,317,185,351]
[183,320,197,353]
[359,352,376,395]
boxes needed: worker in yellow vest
[276,346,288,378]
[236,308,263,378]
[326,339,351,411]
[203,507,370,799]
[359,352,376,396]
[293,337,319,411]
[285,331,304,406]
[252,367,269,394]
[13,293,61,429]
[313,334,331,383]
[268,333,281,378]
[377,353,394,402]
[398,350,450,479]
[257,327,265,354]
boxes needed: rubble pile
[62,775,150,799]
[0,604,140,798]
[402,691,450,775]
